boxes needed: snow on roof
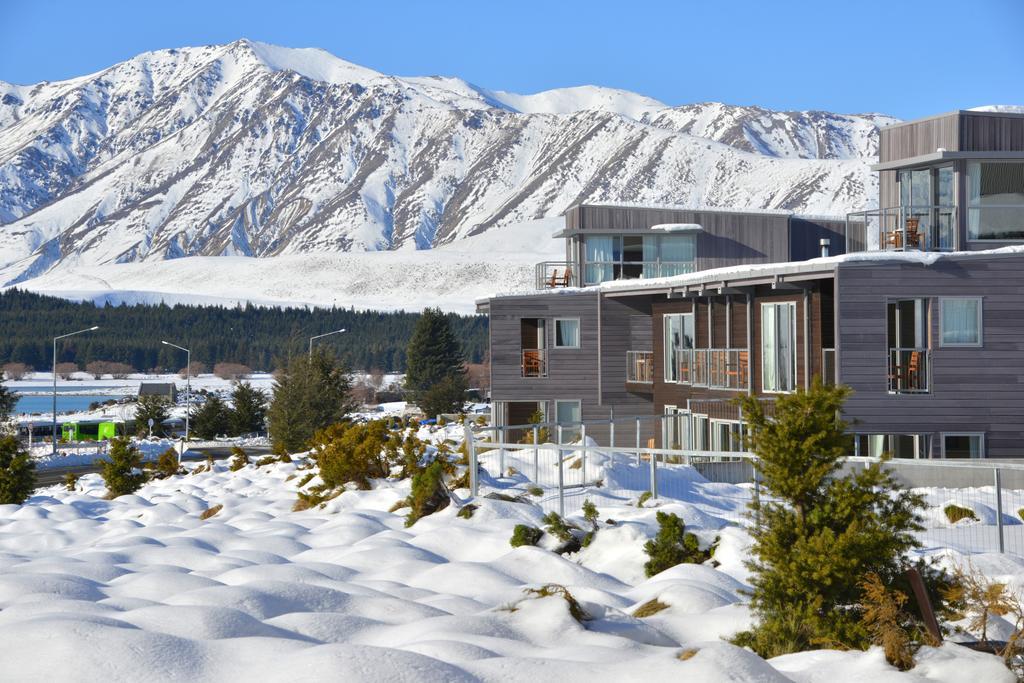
[569,202,845,222]
[477,245,1024,304]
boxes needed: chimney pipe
[820,238,831,258]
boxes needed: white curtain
[584,236,615,283]
[777,303,794,390]
[762,305,778,391]
[642,236,659,278]
[663,314,680,382]
[556,319,580,347]
[942,299,979,345]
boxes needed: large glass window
[762,302,796,392]
[663,313,695,383]
[968,162,1024,240]
[943,433,984,459]
[583,234,696,284]
[939,298,982,347]
[554,318,580,348]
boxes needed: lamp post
[309,328,346,357]
[52,326,99,455]
[161,341,191,458]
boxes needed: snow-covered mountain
[0,39,897,290]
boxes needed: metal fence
[464,422,1024,556]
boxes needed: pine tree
[734,380,927,657]
[0,384,15,424]
[191,395,231,440]
[135,395,170,436]
[267,349,356,454]
[230,381,267,435]
[0,435,35,504]
[100,438,146,497]
[405,308,468,418]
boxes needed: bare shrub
[2,363,31,381]
[214,362,252,381]
[55,362,79,380]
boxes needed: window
[554,318,580,348]
[887,299,930,393]
[663,313,694,383]
[761,302,796,392]
[967,161,1024,240]
[710,420,744,453]
[942,433,985,459]
[554,400,581,426]
[583,234,696,284]
[940,298,982,347]
[854,434,926,459]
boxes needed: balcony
[626,351,654,383]
[681,348,749,390]
[535,262,577,289]
[583,261,696,285]
[521,349,547,378]
[888,347,930,394]
[846,205,956,252]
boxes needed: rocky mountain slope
[0,39,896,287]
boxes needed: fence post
[635,417,641,466]
[752,463,761,529]
[533,425,540,483]
[995,468,1005,554]
[649,443,658,499]
[498,426,506,477]
[465,424,478,498]
[609,408,615,451]
[557,425,565,516]
[581,423,587,484]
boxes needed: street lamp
[309,328,346,356]
[52,326,98,455]
[161,341,191,457]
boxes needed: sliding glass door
[762,302,796,392]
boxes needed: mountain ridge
[0,39,898,288]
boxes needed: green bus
[62,421,119,442]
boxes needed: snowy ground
[0,430,1017,681]
[4,218,563,315]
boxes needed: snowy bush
[510,525,543,548]
[229,446,249,471]
[313,421,393,489]
[405,460,449,527]
[100,438,146,498]
[0,435,35,504]
[643,511,709,577]
[944,504,978,524]
[152,447,182,478]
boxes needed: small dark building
[138,382,177,402]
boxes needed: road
[34,444,276,488]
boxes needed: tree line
[0,289,487,372]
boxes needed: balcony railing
[626,351,654,383]
[677,348,749,390]
[521,349,547,378]
[535,262,577,289]
[846,205,957,253]
[888,347,930,394]
[582,261,696,285]
[822,348,836,385]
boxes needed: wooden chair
[888,350,922,390]
[522,349,545,377]
[560,267,573,287]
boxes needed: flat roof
[478,245,1024,305]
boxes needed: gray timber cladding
[835,254,1024,459]
[488,290,655,444]
[488,291,602,403]
[566,204,845,271]
[877,110,1024,163]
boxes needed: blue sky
[1,0,1021,119]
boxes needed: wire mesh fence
[466,422,1024,556]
